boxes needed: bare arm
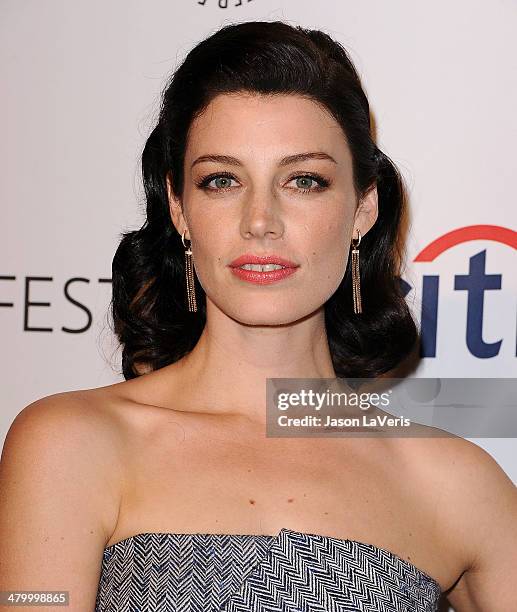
[0,393,124,611]
[444,440,517,611]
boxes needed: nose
[240,189,285,240]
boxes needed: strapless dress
[95,527,442,611]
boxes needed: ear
[166,171,189,239]
[353,183,378,239]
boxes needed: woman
[1,20,516,612]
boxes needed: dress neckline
[102,526,442,593]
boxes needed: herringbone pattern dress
[95,527,441,611]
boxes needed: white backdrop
[1,0,516,553]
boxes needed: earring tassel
[184,245,197,312]
[351,246,362,314]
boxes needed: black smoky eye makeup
[194,171,332,194]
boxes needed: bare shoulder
[436,435,517,610]
[395,425,517,540]
[0,387,128,537]
[3,387,128,484]
[393,426,517,609]
[0,388,127,605]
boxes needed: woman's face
[168,92,377,325]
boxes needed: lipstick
[228,253,299,285]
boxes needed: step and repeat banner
[1,0,515,492]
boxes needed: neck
[165,302,336,427]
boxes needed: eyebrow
[190,151,337,169]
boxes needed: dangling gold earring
[351,228,362,314]
[181,230,197,312]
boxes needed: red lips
[229,253,298,268]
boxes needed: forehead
[185,92,351,164]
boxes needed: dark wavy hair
[110,20,418,381]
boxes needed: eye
[196,171,238,192]
[288,173,330,194]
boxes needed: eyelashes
[194,171,331,195]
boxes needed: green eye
[290,174,330,194]
[212,176,234,189]
[196,172,236,192]
[294,176,316,190]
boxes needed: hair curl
[110,20,418,381]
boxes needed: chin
[227,302,318,327]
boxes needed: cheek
[190,238,216,281]
[188,220,229,288]
[305,220,351,283]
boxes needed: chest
[126,422,405,525]
[110,412,460,592]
